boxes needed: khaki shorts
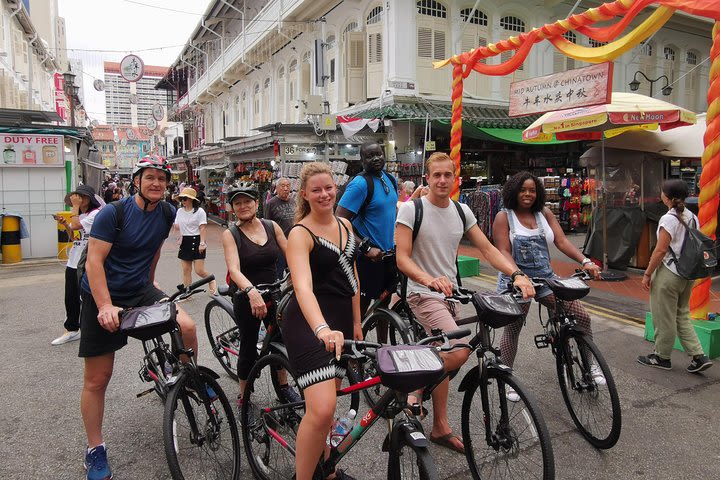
[407,293,467,344]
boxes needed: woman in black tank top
[221,186,296,414]
[285,162,361,480]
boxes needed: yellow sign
[425,141,436,151]
[544,113,608,133]
[604,123,658,138]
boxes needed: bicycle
[240,329,471,480]
[529,270,622,449]
[128,275,241,480]
[361,285,555,480]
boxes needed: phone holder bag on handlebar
[544,277,590,301]
[473,293,524,328]
[120,302,177,341]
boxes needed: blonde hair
[295,162,334,222]
[425,152,453,174]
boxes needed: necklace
[238,219,266,245]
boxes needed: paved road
[1,234,719,479]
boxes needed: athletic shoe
[687,354,713,373]
[84,444,112,480]
[51,330,80,346]
[505,386,520,402]
[637,353,672,370]
[279,384,302,404]
[590,364,607,386]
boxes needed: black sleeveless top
[229,219,280,286]
[290,218,358,297]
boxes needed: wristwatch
[199,241,207,246]
[581,258,593,266]
[511,270,525,282]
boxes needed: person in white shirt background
[173,187,217,295]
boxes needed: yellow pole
[1,216,22,264]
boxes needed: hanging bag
[119,302,177,341]
[376,345,445,393]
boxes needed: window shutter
[553,52,565,73]
[567,57,575,70]
[277,81,285,123]
[345,31,366,104]
[433,30,445,60]
[418,27,432,58]
[367,24,384,98]
[375,33,383,63]
[477,37,487,64]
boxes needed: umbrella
[522,92,697,279]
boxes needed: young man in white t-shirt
[395,152,535,454]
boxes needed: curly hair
[502,171,546,213]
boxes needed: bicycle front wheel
[204,299,240,381]
[391,440,438,480]
[164,370,241,480]
[556,332,621,449]
[462,371,554,480]
[242,354,303,480]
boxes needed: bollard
[1,215,22,264]
[56,211,74,260]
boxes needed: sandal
[404,393,428,420]
[429,432,465,454]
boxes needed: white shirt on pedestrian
[175,207,207,236]
[658,207,698,276]
[67,209,100,269]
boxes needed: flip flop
[429,432,465,454]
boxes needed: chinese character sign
[509,62,613,117]
[2,135,64,167]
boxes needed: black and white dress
[284,217,357,389]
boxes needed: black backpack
[667,213,717,280]
[358,171,398,217]
[76,200,175,282]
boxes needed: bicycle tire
[391,441,438,480]
[163,370,241,480]
[461,370,554,480]
[556,332,621,449]
[204,299,240,380]
[359,310,412,408]
[242,354,303,480]
[390,299,421,344]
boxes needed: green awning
[478,127,574,145]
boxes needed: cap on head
[227,185,259,204]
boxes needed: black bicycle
[240,329,470,480]
[361,286,555,480]
[530,270,622,449]
[130,275,241,480]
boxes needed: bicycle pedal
[139,366,153,382]
[534,334,550,349]
[136,387,155,398]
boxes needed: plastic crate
[457,256,480,278]
[644,312,720,359]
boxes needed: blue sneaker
[84,444,112,480]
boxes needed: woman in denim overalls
[493,172,602,401]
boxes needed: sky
[58,0,212,124]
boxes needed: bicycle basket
[119,302,177,341]
[472,293,524,329]
[376,345,444,393]
[545,277,590,301]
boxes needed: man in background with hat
[51,185,104,346]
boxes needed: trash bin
[1,215,22,264]
[56,211,74,260]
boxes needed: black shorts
[356,253,398,300]
[78,285,168,357]
[178,235,206,261]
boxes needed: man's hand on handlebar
[512,274,536,300]
[97,304,123,332]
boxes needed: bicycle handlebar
[167,274,215,302]
[253,270,292,294]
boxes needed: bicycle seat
[216,284,231,296]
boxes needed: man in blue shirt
[337,142,399,315]
[78,156,197,480]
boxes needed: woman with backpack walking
[638,179,713,373]
[173,187,217,295]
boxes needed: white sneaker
[51,330,81,346]
[590,364,606,386]
[505,386,520,402]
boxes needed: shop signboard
[120,54,144,82]
[1,134,64,167]
[509,62,613,117]
[116,142,147,169]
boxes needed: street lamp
[63,69,78,127]
[628,71,673,97]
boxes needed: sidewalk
[458,232,720,320]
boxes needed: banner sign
[509,62,613,117]
[2,134,64,167]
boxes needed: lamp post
[63,69,77,127]
[628,71,673,97]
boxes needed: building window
[264,78,271,90]
[330,58,336,83]
[686,51,697,65]
[366,6,383,25]
[343,21,359,39]
[563,31,576,43]
[289,59,298,72]
[588,38,607,48]
[278,66,285,78]
[302,51,311,63]
[500,16,525,33]
[459,8,486,26]
[326,35,336,49]
[417,0,447,18]
[664,47,675,61]
[639,41,652,56]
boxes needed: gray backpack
[668,214,717,280]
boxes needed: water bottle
[256,324,267,349]
[328,409,357,447]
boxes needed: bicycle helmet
[226,185,259,204]
[132,155,172,210]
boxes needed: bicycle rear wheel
[462,371,554,480]
[242,354,303,480]
[163,369,240,480]
[391,441,438,480]
[204,299,240,381]
[556,332,621,449]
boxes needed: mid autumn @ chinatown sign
[509,62,613,117]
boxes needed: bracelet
[510,270,525,282]
[199,241,207,246]
[581,258,593,266]
[314,323,329,337]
